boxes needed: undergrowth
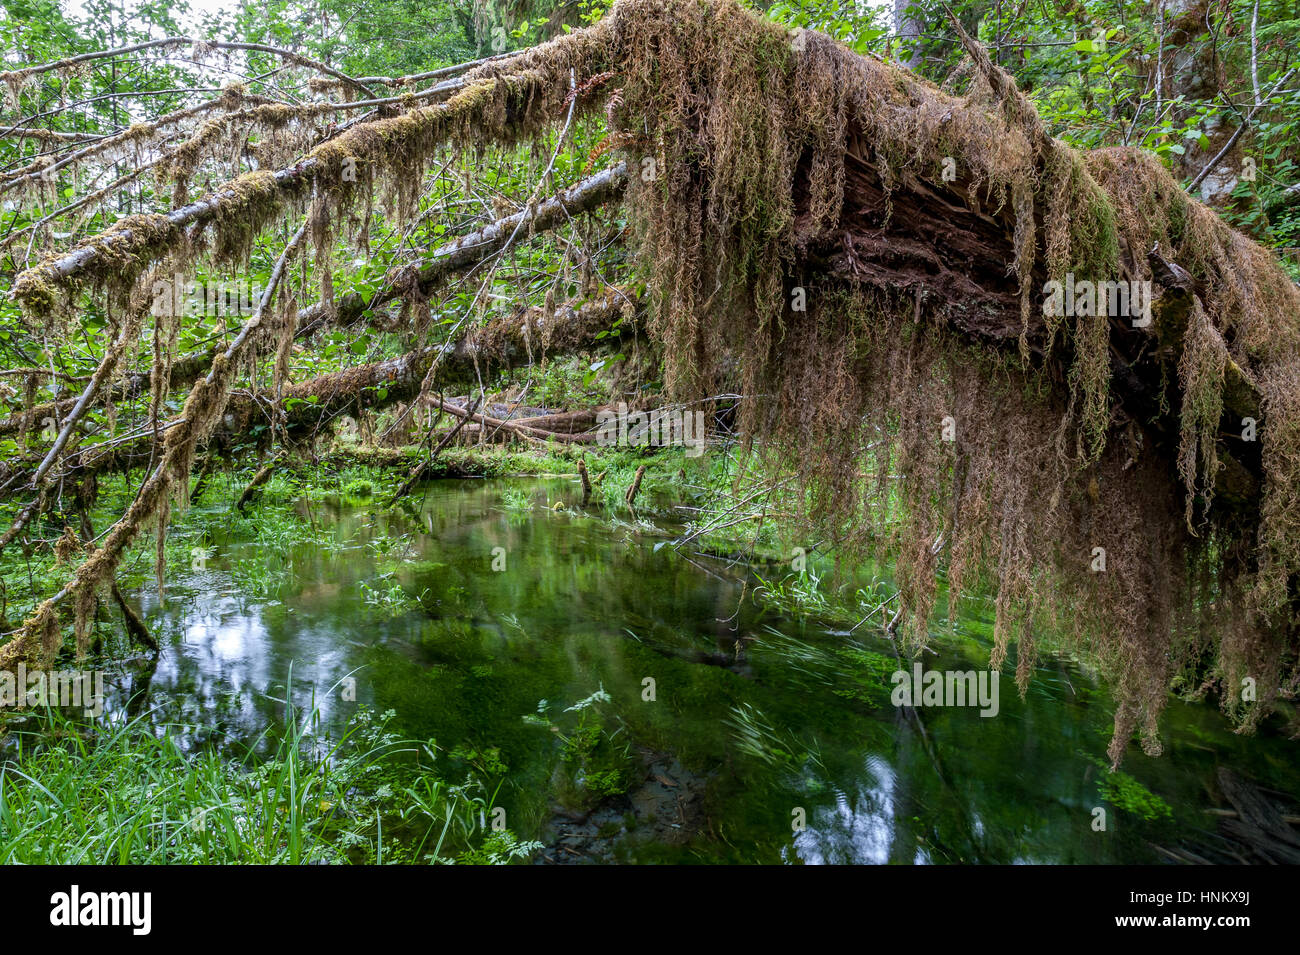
[0,701,539,864]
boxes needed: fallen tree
[0,164,628,444]
[588,0,1300,762]
[0,288,639,492]
[2,0,1298,764]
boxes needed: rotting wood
[235,459,278,512]
[625,464,646,506]
[578,457,592,505]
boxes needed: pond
[110,477,1300,863]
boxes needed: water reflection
[793,755,900,864]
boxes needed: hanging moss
[596,0,1299,760]
[12,213,177,320]
[10,24,611,328]
[208,170,283,266]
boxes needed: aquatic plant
[500,487,536,511]
[360,573,426,615]
[1086,755,1175,822]
[725,702,824,770]
[526,690,633,809]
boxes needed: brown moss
[9,267,62,324]
[52,526,82,566]
[209,170,283,266]
[598,0,1298,760]
[12,212,177,323]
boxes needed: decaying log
[0,291,640,497]
[1216,768,1300,864]
[295,164,629,338]
[625,464,646,506]
[430,396,594,446]
[578,457,592,505]
[235,460,278,511]
[797,120,1266,528]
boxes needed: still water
[120,477,1300,863]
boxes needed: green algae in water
[1085,755,1175,822]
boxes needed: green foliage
[500,487,535,511]
[1086,755,1174,822]
[0,0,1296,845]
[725,702,822,770]
[360,573,425,616]
[829,646,898,707]
[224,0,476,78]
[0,702,538,864]
[453,828,544,864]
[752,566,832,617]
[342,478,374,499]
[526,689,634,809]
[762,0,890,54]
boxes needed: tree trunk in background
[1159,0,1240,206]
[894,0,923,69]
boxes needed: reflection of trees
[132,583,374,755]
[124,655,156,723]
